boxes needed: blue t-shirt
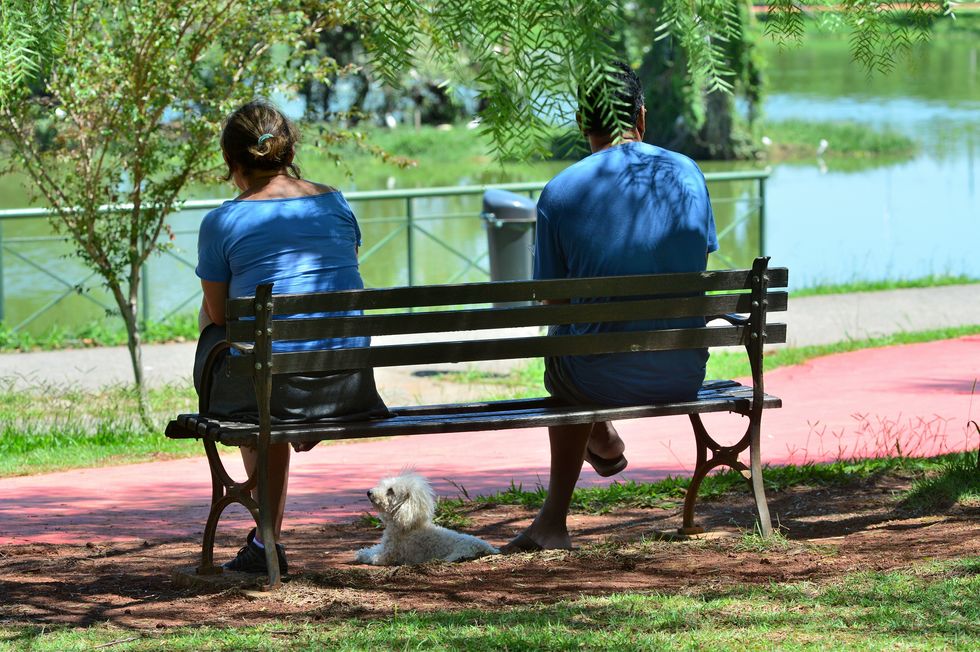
[534,142,718,405]
[196,191,368,352]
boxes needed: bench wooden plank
[226,268,789,317]
[227,323,787,376]
[226,291,789,342]
[165,382,780,447]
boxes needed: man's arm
[201,279,229,326]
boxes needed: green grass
[793,275,979,297]
[762,119,918,160]
[435,453,971,517]
[1,558,977,650]
[297,122,568,191]
[0,313,199,353]
[900,449,980,512]
[0,381,200,477]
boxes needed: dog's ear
[396,473,435,530]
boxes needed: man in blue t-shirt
[502,62,718,553]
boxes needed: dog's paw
[354,548,376,565]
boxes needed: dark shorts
[542,326,704,407]
[543,355,597,405]
[193,324,389,424]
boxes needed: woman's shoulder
[307,181,339,195]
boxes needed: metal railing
[0,170,769,332]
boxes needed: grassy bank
[2,556,977,650]
[0,314,199,353]
[761,120,917,161]
[793,275,979,297]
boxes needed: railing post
[758,176,767,257]
[406,197,415,287]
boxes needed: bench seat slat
[226,268,789,317]
[227,292,789,342]
[164,381,778,447]
[226,323,787,376]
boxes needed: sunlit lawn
[1,557,977,651]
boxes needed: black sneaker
[222,528,288,575]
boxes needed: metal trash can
[481,188,536,283]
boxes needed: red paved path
[2,336,978,545]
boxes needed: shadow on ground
[1,471,978,628]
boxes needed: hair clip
[257,133,274,144]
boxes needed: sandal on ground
[584,448,628,477]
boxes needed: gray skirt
[193,324,389,424]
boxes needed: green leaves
[0,0,66,107]
[2,1,959,162]
[0,0,341,393]
[762,0,952,75]
[354,0,627,159]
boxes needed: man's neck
[588,129,643,154]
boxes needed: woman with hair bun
[194,99,388,575]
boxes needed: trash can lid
[482,188,536,222]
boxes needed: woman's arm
[201,279,229,326]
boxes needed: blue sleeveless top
[196,191,367,352]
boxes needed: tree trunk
[111,283,152,430]
[637,2,761,160]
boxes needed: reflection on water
[760,34,978,287]
[0,33,977,332]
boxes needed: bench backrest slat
[226,323,787,376]
[226,267,788,317]
[226,291,788,342]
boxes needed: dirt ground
[1,472,978,629]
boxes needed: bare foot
[501,523,573,554]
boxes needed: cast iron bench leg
[197,437,262,576]
[748,415,773,536]
[682,413,772,536]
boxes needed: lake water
[760,34,978,287]
[0,32,976,333]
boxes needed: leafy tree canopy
[0,0,958,160]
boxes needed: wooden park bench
[166,256,788,589]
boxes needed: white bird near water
[816,138,829,157]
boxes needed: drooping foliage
[0,0,66,105]
[1,1,959,159]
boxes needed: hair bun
[221,100,301,178]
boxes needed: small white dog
[354,472,498,565]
